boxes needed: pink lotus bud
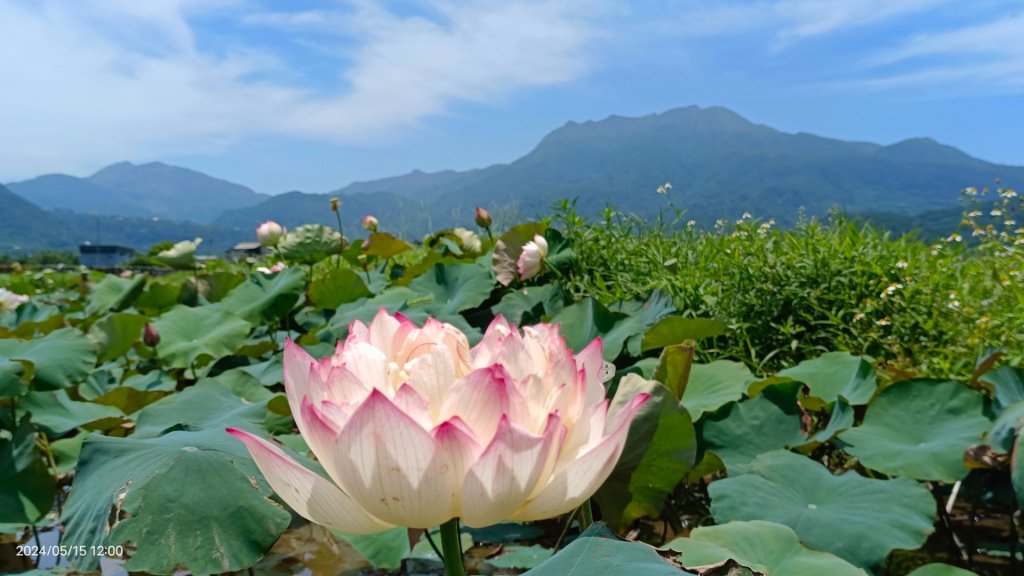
[227,310,648,531]
[475,206,492,228]
[362,215,379,232]
[142,323,161,347]
[517,234,548,280]
[256,220,285,247]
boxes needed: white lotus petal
[227,427,392,534]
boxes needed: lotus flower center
[386,361,410,388]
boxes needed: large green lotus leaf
[18,389,123,435]
[308,267,372,310]
[364,231,413,259]
[323,287,423,339]
[682,361,756,421]
[0,300,64,338]
[153,305,251,369]
[709,450,935,568]
[777,352,877,405]
[522,522,691,575]
[611,290,676,356]
[491,283,566,325]
[237,355,284,387]
[552,298,645,362]
[839,379,990,482]
[595,375,697,530]
[982,366,1024,410]
[63,428,290,573]
[0,359,31,397]
[134,275,186,314]
[641,316,728,353]
[0,416,56,524]
[86,273,146,315]
[279,223,343,264]
[407,261,494,315]
[703,383,807,472]
[216,266,305,324]
[667,520,868,576]
[88,312,149,363]
[989,399,1024,453]
[132,380,271,438]
[0,328,97,390]
[92,387,170,416]
[905,564,979,576]
[333,527,410,570]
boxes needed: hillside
[8,161,268,224]
[6,105,1023,249]
[222,106,1024,235]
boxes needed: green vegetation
[558,184,1023,376]
[0,188,1020,574]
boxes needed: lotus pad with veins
[228,309,649,531]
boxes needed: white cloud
[0,0,603,180]
[666,0,953,41]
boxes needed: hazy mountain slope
[8,162,268,224]
[0,184,69,252]
[429,106,1023,226]
[327,168,494,202]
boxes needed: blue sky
[2,0,1022,193]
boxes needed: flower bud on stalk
[362,215,378,232]
[256,220,285,247]
[142,323,161,347]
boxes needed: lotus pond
[1,198,1022,575]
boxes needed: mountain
[0,184,69,252]
[8,161,268,224]
[6,105,1023,252]
[222,106,1023,236]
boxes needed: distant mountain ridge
[5,105,1023,252]
[8,161,268,224]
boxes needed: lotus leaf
[86,273,146,315]
[709,450,935,568]
[641,316,728,353]
[681,360,756,421]
[0,328,97,390]
[667,520,868,576]
[278,224,343,264]
[62,428,290,573]
[595,375,697,530]
[152,305,251,369]
[216,266,305,324]
[552,298,644,361]
[778,351,876,405]
[839,379,990,482]
[308,267,372,309]
[0,417,55,524]
[703,383,806,472]
[522,522,691,575]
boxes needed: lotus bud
[331,197,341,213]
[475,206,493,229]
[142,323,161,347]
[362,215,379,232]
[517,234,548,280]
[256,220,285,247]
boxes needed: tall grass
[557,185,1022,376]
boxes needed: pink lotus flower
[228,310,648,532]
[362,214,379,232]
[0,288,28,314]
[517,234,548,280]
[256,220,285,247]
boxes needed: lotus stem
[579,499,594,530]
[439,518,466,576]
